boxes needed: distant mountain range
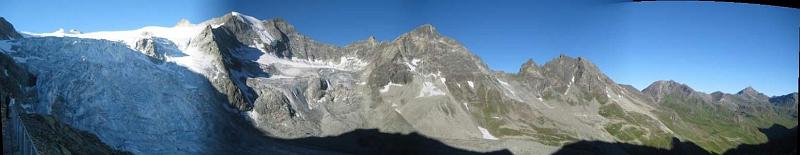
[1,13,796,154]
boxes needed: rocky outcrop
[518,59,542,78]
[263,18,342,60]
[0,17,23,40]
[541,55,617,103]
[189,25,253,111]
[133,37,165,63]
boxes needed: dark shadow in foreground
[551,124,797,155]
[552,137,709,155]
[269,129,513,155]
[724,124,797,155]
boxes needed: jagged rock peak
[552,54,591,65]
[542,54,605,79]
[366,35,379,46]
[263,17,297,34]
[518,58,542,77]
[548,54,588,65]
[218,12,267,26]
[645,80,695,92]
[643,80,699,101]
[737,86,769,101]
[414,24,437,33]
[523,58,538,67]
[737,86,761,96]
[398,24,441,40]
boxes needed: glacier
[0,37,327,154]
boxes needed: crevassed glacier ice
[1,37,311,154]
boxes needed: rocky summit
[1,13,797,155]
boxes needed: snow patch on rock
[404,58,421,72]
[248,110,261,126]
[418,81,446,97]
[232,12,275,44]
[380,82,403,93]
[497,79,516,95]
[564,75,575,95]
[478,126,498,140]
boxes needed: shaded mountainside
[0,17,23,40]
[275,129,513,155]
[552,124,797,155]
[0,12,796,154]
[723,124,797,155]
[553,137,710,155]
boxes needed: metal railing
[8,99,41,155]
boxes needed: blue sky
[1,0,798,96]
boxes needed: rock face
[20,113,131,155]
[769,92,798,118]
[736,86,770,102]
[133,37,166,63]
[770,92,798,108]
[0,17,23,40]
[1,12,796,155]
[643,80,707,103]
